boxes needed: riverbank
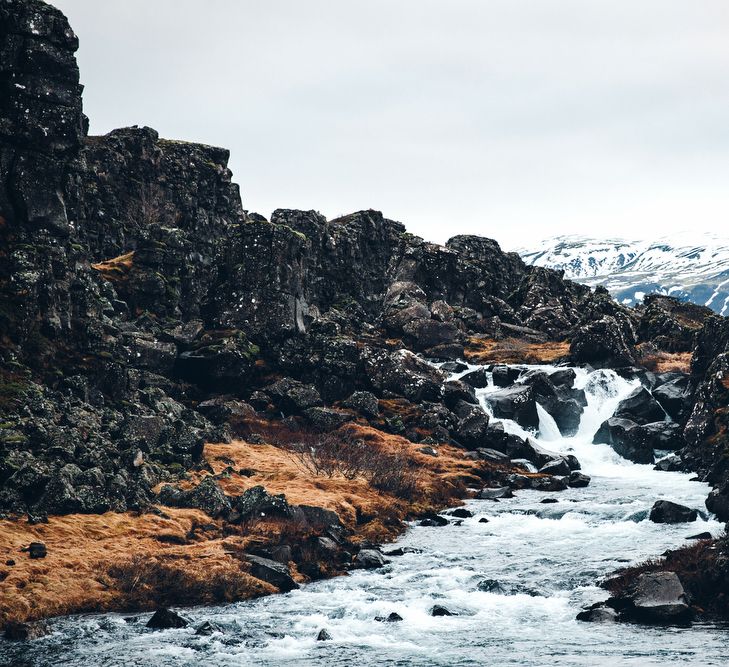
[0,425,517,627]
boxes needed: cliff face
[0,0,722,522]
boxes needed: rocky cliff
[1,0,722,521]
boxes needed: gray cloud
[54,0,729,248]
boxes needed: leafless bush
[258,424,420,499]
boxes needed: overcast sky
[54,0,729,250]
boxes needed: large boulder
[649,500,698,524]
[522,371,583,436]
[157,476,231,518]
[622,572,693,624]
[244,554,299,592]
[363,348,445,402]
[263,378,323,414]
[233,485,292,522]
[461,367,491,388]
[452,402,490,449]
[614,387,666,425]
[652,376,693,422]
[593,418,655,464]
[570,314,637,367]
[484,385,539,431]
[492,365,521,388]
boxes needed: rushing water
[3,366,728,667]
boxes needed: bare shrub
[254,423,420,500]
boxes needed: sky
[54,0,729,250]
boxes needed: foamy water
[3,366,727,666]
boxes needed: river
[2,365,728,666]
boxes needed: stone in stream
[593,418,655,464]
[540,498,559,504]
[476,486,514,500]
[476,579,508,594]
[195,621,222,636]
[568,471,591,488]
[614,387,666,425]
[654,454,683,472]
[316,628,333,641]
[685,531,712,540]
[491,365,522,388]
[355,548,389,569]
[507,474,568,492]
[478,517,490,523]
[244,554,300,592]
[431,605,457,616]
[384,547,422,557]
[460,367,491,388]
[539,459,571,476]
[448,508,474,518]
[484,385,539,431]
[375,612,403,623]
[418,513,449,527]
[146,608,189,629]
[649,500,698,524]
[576,605,618,623]
[624,572,693,624]
[3,621,50,640]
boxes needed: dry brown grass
[91,251,134,283]
[638,350,692,373]
[1,425,506,625]
[0,508,272,625]
[465,336,570,364]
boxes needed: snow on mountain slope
[517,233,729,315]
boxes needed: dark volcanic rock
[570,313,637,368]
[157,476,231,518]
[244,554,299,592]
[484,385,539,431]
[614,387,666,425]
[147,608,189,629]
[568,471,591,488]
[593,418,655,464]
[233,485,291,522]
[620,572,693,624]
[3,620,50,640]
[649,500,698,524]
[652,376,693,422]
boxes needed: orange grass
[465,336,570,364]
[638,350,692,373]
[91,251,134,282]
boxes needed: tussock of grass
[91,251,134,282]
[637,349,692,373]
[465,336,570,364]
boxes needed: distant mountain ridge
[517,234,729,315]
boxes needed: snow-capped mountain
[517,233,729,315]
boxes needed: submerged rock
[649,500,698,524]
[576,605,618,623]
[3,621,50,640]
[146,608,189,629]
[431,605,457,617]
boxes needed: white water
[3,366,728,666]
